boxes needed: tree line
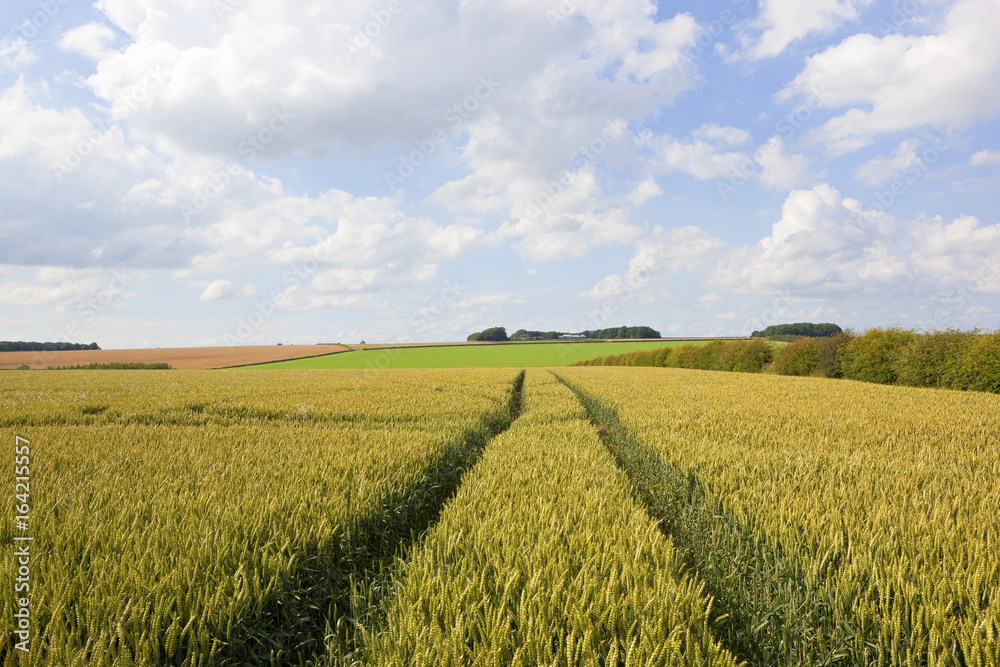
[0,341,100,352]
[750,322,843,340]
[575,327,1000,394]
[468,326,661,342]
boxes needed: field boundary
[218,348,347,369]
[0,344,351,370]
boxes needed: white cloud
[651,129,818,191]
[970,149,1000,166]
[692,124,752,146]
[58,23,118,60]
[0,266,137,310]
[199,279,256,301]
[780,0,1000,153]
[654,135,750,180]
[497,168,641,261]
[698,292,722,308]
[66,0,703,263]
[182,186,489,306]
[0,37,36,71]
[754,136,823,189]
[583,225,724,301]
[626,176,662,205]
[854,139,923,186]
[713,183,1000,298]
[80,0,699,166]
[741,0,874,59]
[453,293,513,308]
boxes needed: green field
[246,340,706,369]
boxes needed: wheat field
[2,367,998,666]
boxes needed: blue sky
[2,0,1000,347]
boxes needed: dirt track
[0,344,348,370]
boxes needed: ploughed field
[0,344,349,370]
[1,367,997,666]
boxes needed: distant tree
[0,341,102,352]
[582,326,661,339]
[467,327,509,342]
[510,329,563,340]
[750,323,843,339]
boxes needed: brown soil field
[0,344,348,370]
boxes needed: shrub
[962,331,1000,393]
[893,329,975,389]
[770,339,819,376]
[46,362,172,370]
[840,327,915,385]
[811,332,851,378]
[769,332,851,378]
[729,339,776,373]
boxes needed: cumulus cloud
[58,23,118,60]
[650,128,818,191]
[854,139,924,186]
[741,0,874,59]
[754,136,823,189]
[0,37,36,71]
[627,175,662,205]
[496,167,641,261]
[779,0,1000,153]
[692,124,752,146]
[970,149,1000,166]
[181,186,489,307]
[652,131,751,180]
[713,183,1000,298]
[79,0,700,167]
[0,266,137,311]
[64,0,703,264]
[199,279,256,300]
[583,225,725,301]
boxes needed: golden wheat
[0,368,519,666]
[559,366,1000,666]
[367,370,738,667]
